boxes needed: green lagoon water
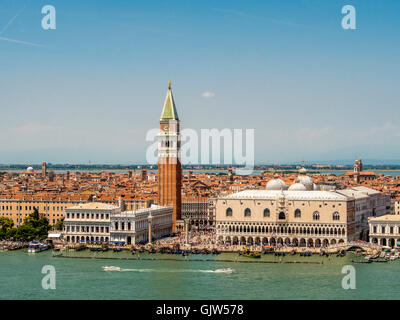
[1,250,400,300]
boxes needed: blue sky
[0,0,399,165]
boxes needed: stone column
[184,218,190,245]
[148,214,153,244]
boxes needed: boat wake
[102,267,234,274]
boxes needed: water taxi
[102,266,121,271]
[28,241,49,253]
[241,247,261,258]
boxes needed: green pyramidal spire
[160,81,179,121]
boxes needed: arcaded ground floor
[370,236,400,248]
[216,234,346,247]
[63,226,172,245]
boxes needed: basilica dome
[266,175,287,190]
[288,182,307,191]
[296,167,314,190]
[297,175,314,190]
[26,167,34,172]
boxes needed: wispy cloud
[212,7,318,30]
[0,36,44,47]
[0,3,44,48]
[202,91,215,99]
[0,5,26,35]
[211,8,260,20]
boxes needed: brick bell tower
[158,81,182,232]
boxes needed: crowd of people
[153,231,382,254]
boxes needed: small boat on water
[28,241,48,253]
[102,266,121,271]
[352,259,372,264]
[374,259,389,263]
[113,248,122,252]
[242,247,261,258]
[243,251,261,258]
[336,250,346,257]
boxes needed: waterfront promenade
[53,231,384,259]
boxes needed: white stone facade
[215,187,390,247]
[63,203,173,244]
[110,205,173,244]
[369,214,400,248]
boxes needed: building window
[278,212,285,220]
[333,212,340,221]
[226,208,233,217]
[313,211,320,221]
[294,209,301,218]
[373,226,377,233]
[263,208,270,217]
[244,208,251,217]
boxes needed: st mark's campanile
[157,81,182,232]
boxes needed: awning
[47,233,61,238]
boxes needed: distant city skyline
[1,0,399,164]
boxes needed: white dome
[297,175,314,190]
[27,167,34,172]
[266,178,287,190]
[299,167,307,174]
[288,182,307,191]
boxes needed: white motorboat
[102,266,122,271]
[28,241,49,253]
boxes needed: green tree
[0,216,13,232]
[0,217,14,240]
[14,224,36,241]
[5,228,17,239]
[12,208,52,241]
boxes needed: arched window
[225,208,233,217]
[278,212,286,220]
[294,209,301,218]
[313,211,320,221]
[263,208,270,217]
[333,212,340,221]
[244,208,251,217]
